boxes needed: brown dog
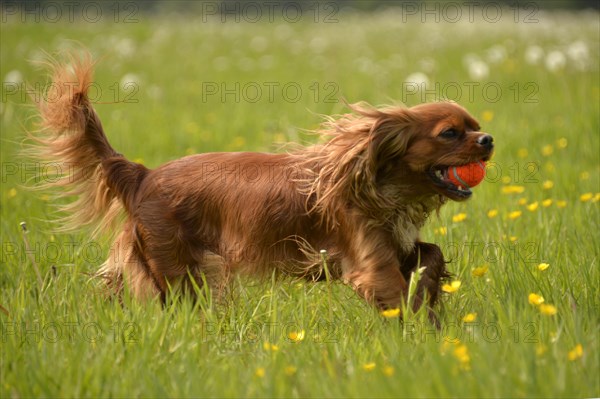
[32,55,494,313]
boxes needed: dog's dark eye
[439,129,459,139]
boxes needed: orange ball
[448,161,486,189]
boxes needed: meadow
[1,3,599,398]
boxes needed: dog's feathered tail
[29,53,147,237]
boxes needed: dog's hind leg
[98,222,162,301]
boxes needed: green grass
[1,7,599,398]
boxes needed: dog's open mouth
[427,165,473,201]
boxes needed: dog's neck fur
[390,195,445,253]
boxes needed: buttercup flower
[435,227,448,236]
[363,362,376,371]
[536,344,547,357]
[556,138,568,148]
[263,342,279,352]
[539,304,557,316]
[528,293,545,305]
[472,265,489,277]
[542,199,553,207]
[255,367,266,378]
[463,313,477,322]
[541,144,554,156]
[452,213,467,223]
[537,263,550,271]
[580,193,593,202]
[481,110,494,122]
[487,209,498,218]
[288,330,305,342]
[567,344,583,361]
[543,180,554,190]
[517,148,529,158]
[383,365,395,376]
[442,280,461,293]
[502,185,525,194]
[508,211,522,220]
[381,308,401,318]
[527,202,539,211]
[556,200,567,208]
[284,366,297,376]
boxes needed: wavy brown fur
[31,54,494,312]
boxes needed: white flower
[567,41,589,70]
[545,51,566,72]
[3,70,23,84]
[405,72,429,88]
[566,41,588,62]
[468,60,489,80]
[486,45,506,64]
[115,38,135,58]
[525,45,544,65]
[120,73,140,88]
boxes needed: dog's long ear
[358,105,418,179]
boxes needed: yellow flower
[509,236,518,242]
[508,211,522,220]
[487,209,498,218]
[263,342,279,352]
[545,162,555,173]
[541,145,554,156]
[518,198,528,205]
[579,171,590,180]
[472,265,488,277]
[284,366,297,376]
[452,213,467,223]
[288,330,305,342]
[255,367,266,378]
[362,362,376,371]
[542,199,553,207]
[517,148,529,158]
[536,344,547,357]
[556,200,567,208]
[502,185,525,194]
[453,344,471,370]
[435,227,448,236]
[481,110,494,122]
[580,193,593,202]
[442,280,461,293]
[539,304,557,316]
[8,188,17,198]
[231,136,246,149]
[383,366,395,376]
[556,138,568,148]
[542,180,554,190]
[528,293,545,305]
[133,157,144,164]
[567,344,583,361]
[501,176,512,184]
[527,202,539,211]
[537,263,550,271]
[462,313,477,323]
[381,308,401,318]
[593,193,600,203]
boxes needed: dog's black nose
[477,134,494,148]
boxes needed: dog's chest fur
[390,196,444,253]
